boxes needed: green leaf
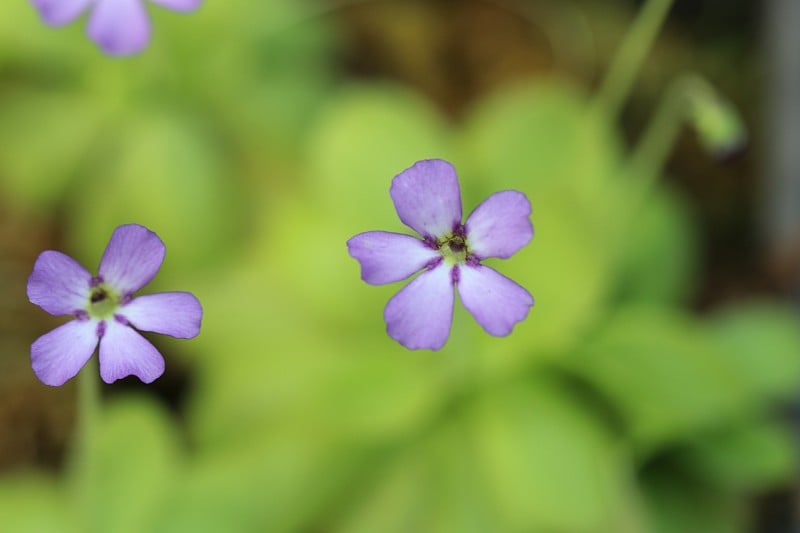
[305,83,453,232]
[710,303,800,402]
[0,474,76,533]
[642,474,746,533]
[333,419,497,533]
[65,110,244,283]
[458,80,623,206]
[613,185,697,305]
[683,419,797,491]
[157,433,361,533]
[468,377,643,532]
[569,307,751,452]
[0,90,101,212]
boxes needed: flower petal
[99,321,165,384]
[98,224,165,294]
[457,264,533,336]
[119,292,202,339]
[31,319,99,387]
[465,190,533,259]
[87,0,151,56]
[384,264,454,350]
[148,0,202,12]
[347,231,440,285]
[31,0,92,25]
[27,251,92,316]
[390,159,463,239]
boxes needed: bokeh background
[1,0,799,531]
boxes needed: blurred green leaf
[66,110,244,282]
[306,83,453,232]
[69,397,183,533]
[613,185,697,305]
[334,420,496,533]
[569,307,751,452]
[157,433,361,533]
[469,377,643,532]
[710,303,800,402]
[0,90,101,212]
[0,474,76,533]
[458,80,623,205]
[643,474,746,533]
[683,419,797,491]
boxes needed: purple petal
[31,0,92,26]
[457,264,533,336]
[384,264,454,350]
[465,190,533,259]
[31,320,99,387]
[98,321,165,384]
[87,0,151,56]
[27,251,91,316]
[390,159,463,239]
[347,231,440,285]
[148,0,202,12]
[119,292,202,339]
[98,224,165,295]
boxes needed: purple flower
[30,0,202,56]
[27,224,202,386]
[347,159,534,350]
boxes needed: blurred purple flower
[30,0,202,56]
[347,159,534,350]
[27,224,202,386]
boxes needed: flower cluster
[27,224,202,386]
[347,159,534,350]
[31,0,202,56]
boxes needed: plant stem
[79,358,100,453]
[594,0,675,121]
[77,358,100,528]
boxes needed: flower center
[439,233,469,266]
[87,283,120,319]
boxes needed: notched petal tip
[149,0,203,12]
[120,291,203,339]
[457,265,533,337]
[98,223,166,293]
[32,0,92,26]
[99,323,166,384]
[31,320,99,387]
[87,0,152,57]
[389,159,463,238]
[466,190,533,260]
[384,265,454,350]
[27,250,92,316]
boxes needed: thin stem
[78,357,100,453]
[627,74,709,195]
[627,77,689,197]
[77,358,100,528]
[594,0,675,121]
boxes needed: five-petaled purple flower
[347,159,534,350]
[27,224,202,386]
[31,0,202,56]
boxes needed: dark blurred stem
[594,0,674,121]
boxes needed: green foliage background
[0,1,797,532]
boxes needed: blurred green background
[1,0,799,531]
